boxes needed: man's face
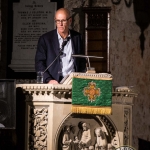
[55,10,72,35]
[66,127,70,133]
[82,123,87,131]
[95,130,101,137]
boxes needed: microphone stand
[43,39,68,74]
[43,50,63,74]
[37,49,64,84]
[36,38,69,83]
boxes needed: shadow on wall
[133,0,150,57]
[138,138,150,150]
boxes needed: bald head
[55,8,71,19]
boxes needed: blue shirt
[57,31,75,77]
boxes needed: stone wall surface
[64,0,150,149]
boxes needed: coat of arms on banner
[72,76,112,115]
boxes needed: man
[35,8,86,84]
[94,127,107,150]
[62,125,74,150]
[78,122,92,150]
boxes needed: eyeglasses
[55,17,71,24]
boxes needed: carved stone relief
[124,108,130,145]
[56,114,119,150]
[28,107,48,150]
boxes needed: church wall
[64,0,150,149]
[0,0,150,149]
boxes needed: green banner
[72,77,112,106]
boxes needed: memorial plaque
[9,0,57,72]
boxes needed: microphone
[43,38,69,74]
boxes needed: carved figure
[94,127,107,150]
[62,125,75,150]
[78,122,92,150]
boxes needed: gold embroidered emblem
[83,81,100,102]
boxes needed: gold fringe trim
[71,106,112,115]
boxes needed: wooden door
[82,7,111,73]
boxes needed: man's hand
[48,80,58,84]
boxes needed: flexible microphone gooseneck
[43,38,69,74]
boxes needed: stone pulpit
[16,73,137,150]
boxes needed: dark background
[0,1,63,149]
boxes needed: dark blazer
[35,29,86,83]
